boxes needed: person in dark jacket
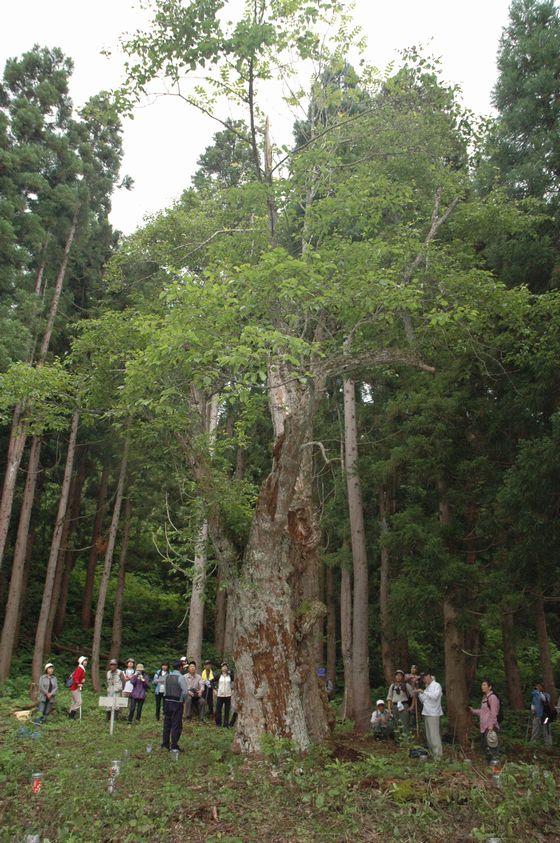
[531,681,553,746]
[152,662,170,721]
[161,661,188,751]
[38,663,58,721]
[128,664,150,723]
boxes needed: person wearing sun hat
[371,699,393,740]
[105,659,126,721]
[38,663,58,721]
[68,656,87,719]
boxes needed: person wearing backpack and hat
[530,681,553,746]
[38,663,58,721]
[469,678,500,759]
[68,656,87,719]
[387,669,414,736]
[161,660,189,751]
[128,664,150,724]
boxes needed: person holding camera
[152,661,170,721]
[387,669,413,736]
[128,663,150,724]
[184,661,206,722]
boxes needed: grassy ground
[1,689,559,843]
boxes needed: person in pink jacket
[470,678,500,759]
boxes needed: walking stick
[414,695,419,740]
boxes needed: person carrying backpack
[161,661,188,751]
[531,680,554,746]
[68,656,87,719]
[387,670,414,736]
[470,678,500,759]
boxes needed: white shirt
[419,680,443,717]
[217,674,232,697]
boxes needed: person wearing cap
[179,657,188,675]
[106,659,126,721]
[413,670,443,759]
[470,678,500,759]
[530,681,552,746]
[201,659,215,718]
[128,663,150,724]
[371,699,393,740]
[161,661,189,751]
[387,669,414,736]
[38,663,58,721]
[68,656,87,719]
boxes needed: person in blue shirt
[531,681,553,746]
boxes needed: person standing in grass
[184,661,206,722]
[387,669,413,736]
[371,699,393,740]
[128,664,150,724]
[161,660,188,751]
[68,656,87,719]
[201,659,215,718]
[152,661,170,721]
[531,681,553,746]
[470,678,500,760]
[215,663,232,727]
[105,659,126,721]
[38,663,58,721]
[414,670,443,759]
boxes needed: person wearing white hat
[38,663,58,721]
[68,656,88,719]
[371,699,393,740]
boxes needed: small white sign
[98,696,129,709]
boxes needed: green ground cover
[1,688,559,843]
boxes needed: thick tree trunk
[52,449,88,639]
[187,521,208,667]
[214,575,227,656]
[379,484,395,685]
[501,609,524,710]
[109,496,132,662]
[316,558,325,665]
[326,565,336,692]
[0,404,28,570]
[535,588,557,705]
[45,447,87,651]
[81,462,109,629]
[438,482,470,745]
[340,564,354,720]
[0,436,42,682]
[186,393,219,667]
[343,378,370,731]
[31,411,80,694]
[91,439,129,692]
[14,527,34,653]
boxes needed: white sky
[1,0,512,234]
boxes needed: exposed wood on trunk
[31,411,80,695]
[343,377,370,731]
[110,496,132,662]
[91,437,129,692]
[340,564,354,720]
[0,437,42,682]
[326,564,336,692]
[379,484,395,684]
[214,575,227,656]
[501,609,524,710]
[81,461,110,629]
[535,588,557,705]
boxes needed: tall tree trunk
[214,575,227,656]
[326,564,336,692]
[14,527,34,653]
[340,564,354,720]
[52,449,88,639]
[535,588,557,705]
[0,207,80,572]
[379,484,395,685]
[343,377,370,731]
[81,462,110,629]
[91,438,129,693]
[186,393,219,668]
[109,496,132,662]
[316,558,325,665]
[438,481,470,746]
[501,609,524,710]
[44,446,87,652]
[223,593,234,657]
[31,411,80,694]
[0,437,42,682]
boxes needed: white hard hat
[376,699,385,706]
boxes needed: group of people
[370,666,558,760]
[38,655,237,740]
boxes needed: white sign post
[98,695,129,735]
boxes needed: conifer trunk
[0,436,42,682]
[31,411,80,694]
[214,576,227,656]
[91,439,129,692]
[326,565,336,692]
[81,462,109,629]
[340,565,354,720]
[535,588,557,705]
[343,377,370,731]
[110,496,132,662]
[501,609,524,710]
[379,484,395,684]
